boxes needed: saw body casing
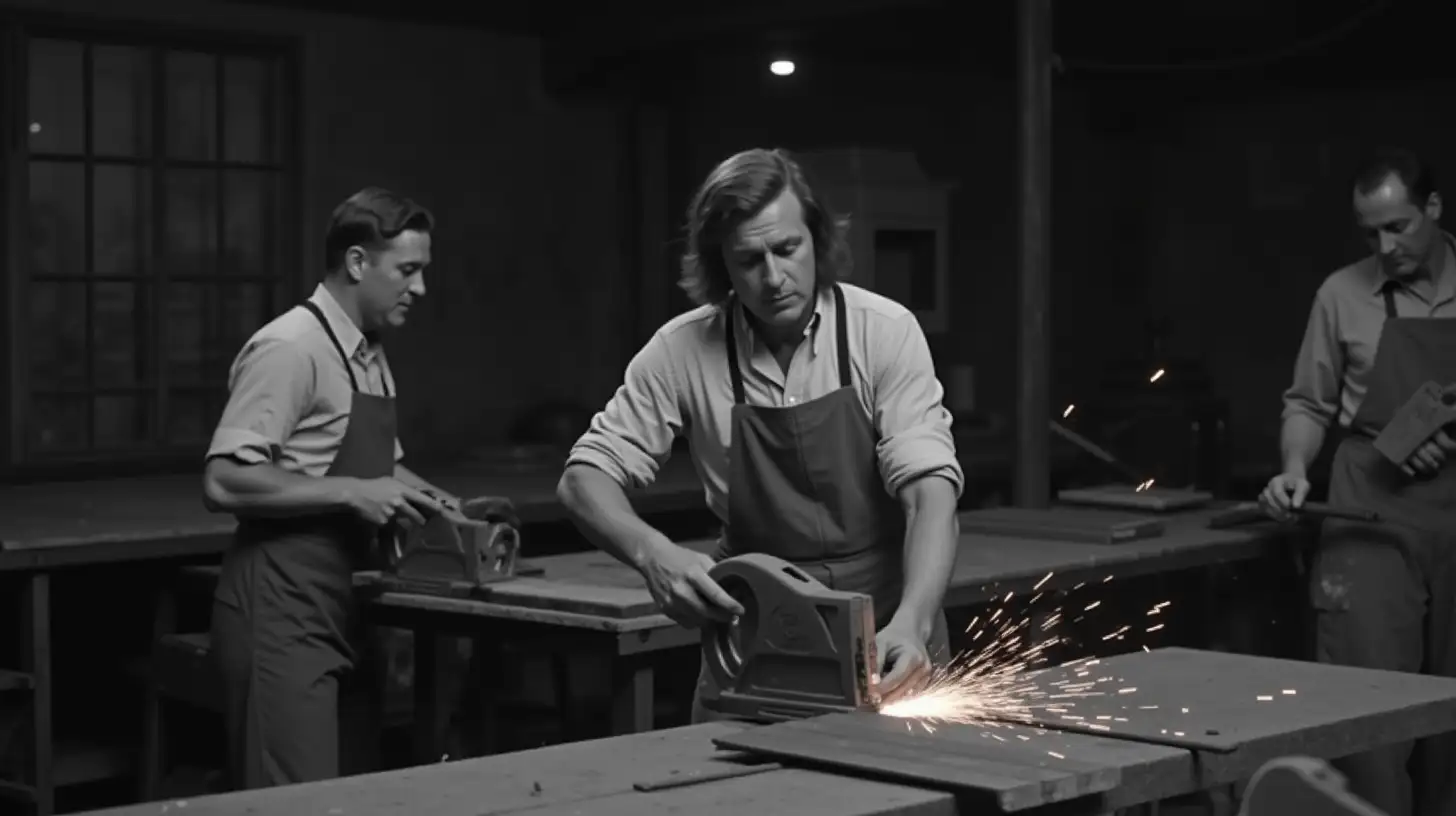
[701,553,879,722]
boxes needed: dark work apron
[690,284,950,722]
[211,300,397,789]
[1313,273,1456,816]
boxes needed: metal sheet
[714,711,1122,813]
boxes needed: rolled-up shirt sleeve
[566,330,684,489]
[206,336,315,465]
[1281,285,1342,428]
[871,312,965,498]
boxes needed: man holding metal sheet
[1259,147,1456,816]
[558,148,963,714]
[202,187,457,789]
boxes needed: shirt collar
[733,287,828,352]
[308,283,377,363]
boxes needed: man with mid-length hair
[558,148,963,716]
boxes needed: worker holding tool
[202,187,458,790]
[559,148,963,713]
[1258,148,1456,816]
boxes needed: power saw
[699,553,880,722]
[370,494,542,598]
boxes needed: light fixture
[769,59,795,76]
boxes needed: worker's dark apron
[212,301,396,789]
[690,284,951,723]
[1313,277,1456,816]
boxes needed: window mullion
[152,45,167,448]
[82,41,95,450]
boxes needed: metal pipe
[1015,0,1054,508]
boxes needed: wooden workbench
[153,503,1284,766]
[0,455,707,569]
[0,443,1053,813]
[77,648,1456,816]
[0,456,708,816]
[356,504,1285,758]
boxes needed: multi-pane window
[16,29,295,465]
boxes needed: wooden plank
[78,723,954,816]
[713,711,1122,812]
[1011,647,1456,787]
[509,769,957,816]
[960,507,1165,545]
[83,723,744,815]
[369,590,673,634]
[1057,485,1213,512]
[469,542,710,618]
[477,576,660,618]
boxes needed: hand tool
[699,553,879,723]
[632,761,783,792]
[1207,501,1381,529]
[371,494,542,598]
[1239,756,1387,816]
[1372,379,1456,465]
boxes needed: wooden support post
[1015,0,1054,508]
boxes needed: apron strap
[725,303,747,406]
[302,300,391,397]
[723,284,853,405]
[831,283,851,390]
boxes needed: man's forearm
[203,459,356,518]
[890,475,960,643]
[1280,413,1328,476]
[557,464,673,571]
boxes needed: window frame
[0,12,303,480]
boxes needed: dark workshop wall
[1134,80,1456,468]
[659,63,1456,479]
[656,60,1151,429]
[3,0,637,465]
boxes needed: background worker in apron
[202,188,457,790]
[1261,148,1456,816]
[559,148,963,711]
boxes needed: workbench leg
[23,574,54,816]
[139,587,178,801]
[411,632,439,764]
[458,638,503,758]
[1201,785,1238,816]
[609,658,654,735]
